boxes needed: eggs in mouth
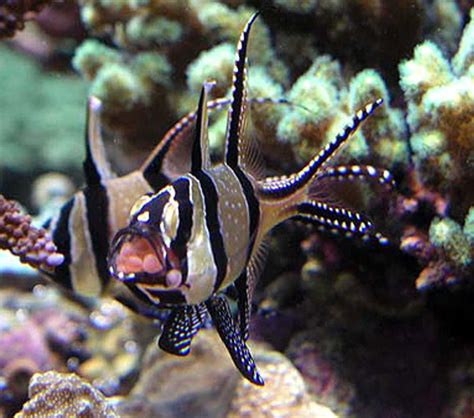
[109,234,182,288]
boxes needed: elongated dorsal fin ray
[257,99,383,199]
[225,12,260,169]
[191,80,215,173]
[206,295,264,386]
[83,96,115,186]
[159,304,206,356]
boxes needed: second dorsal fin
[191,80,215,174]
[83,96,115,186]
[224,12,259,170]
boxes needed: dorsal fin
[224,12,259,169]
[141,96,291,190]
[83,96,115,186]
[141,97,229,189]
[191,80,215,174]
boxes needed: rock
[15,371,118,417]
[228,349,338,418]
[115,329,337,418]
[117,330,239,418]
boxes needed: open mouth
[108,228,182,289]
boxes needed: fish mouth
[108,226,182,289]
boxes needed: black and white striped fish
[44,80,285,312]
[108,13,395,385]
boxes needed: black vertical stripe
[194,172,228,292]
[83,185,110,289]
[233,168,259,247]
[171,178,193,283]
[51,197,75,291]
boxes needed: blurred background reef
[0,1,473,417]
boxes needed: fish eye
[129,193,153,219]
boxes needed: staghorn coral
[16,371,119,417]
[0,194,63,272]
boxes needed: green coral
[0,47,86,177]
[432,0,463,53]
[464,208,474,246]
[452,8,474,75]
[74,40,171,114]
[273,0,317,13]
[72,40,122,80]
[399,10,474,203]
[273,57,408,169]
[276,56,342,151]
[91,64,145,110]
[429,217,472,269]
[186,43,234,95]
[125,16,183,48]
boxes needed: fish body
[44,91,283,305]
[108,13,395,385]
[42,93,289,327]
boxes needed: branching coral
[72,0,290,164]
[0,194,63,272]
[399,8,474,218]
[273,56,409,173]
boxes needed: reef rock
[117,330,239,418]
[228,349,337,418]
[15,371,118,417]
[115,329,336,418]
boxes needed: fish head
[108,187,187,306]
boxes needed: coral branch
[0,194,64,271]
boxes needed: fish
[107,12,396,385]
[42,81,285,314]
